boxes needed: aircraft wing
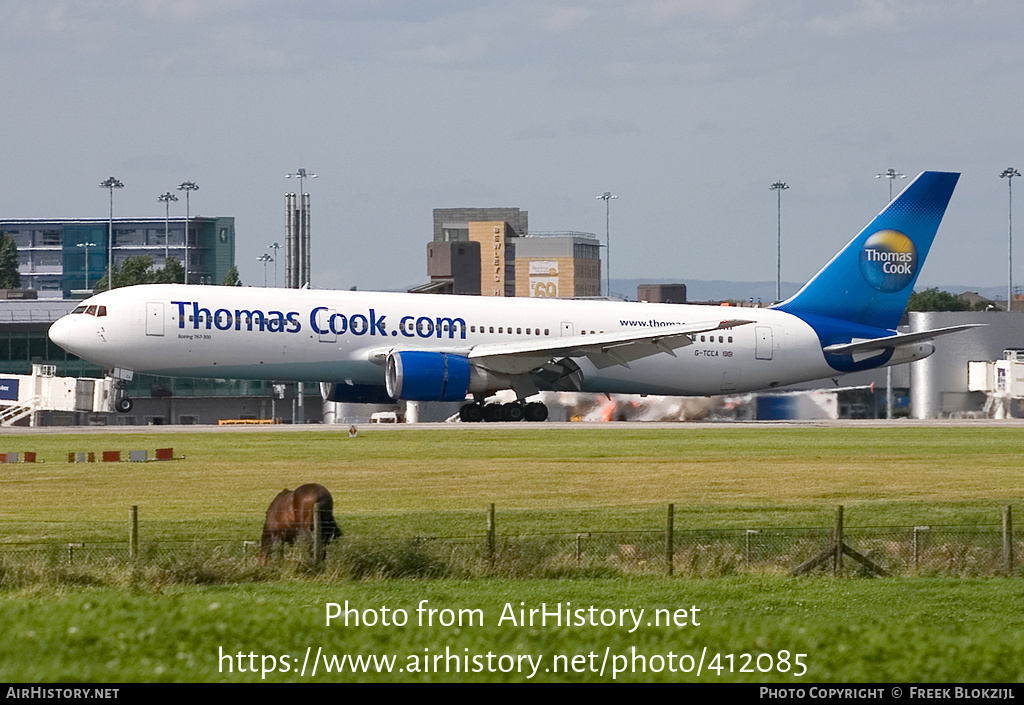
[821,324,985,356]
[466,319,755,375]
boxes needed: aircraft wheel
[503,403,525,422]
[459,403,483,423]
[482,403,504,422]
[115,397,134,413]
[525,402,548,422]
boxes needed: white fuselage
[49,284,838,397]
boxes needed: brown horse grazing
[257,483,341,565]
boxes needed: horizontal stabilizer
[821,324,984,356]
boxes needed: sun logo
[859,230,917,292]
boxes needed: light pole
[769,181,789,302]
[285,167,317,194]
[596,191,617,297]
[268,242,282,287]
[1001,167,1020,311]
[257,254,273,287]
[157,192,178,263]
[76,241,98,291]
[876,169,905,420]
[876,168,906,202]
[178,181,199,284]
[99,177,123,285]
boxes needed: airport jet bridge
[967,349,1024,419]
[0,364,113,426]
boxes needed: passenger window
[517,328,521,334]
[728,336,733,343]
[489,326,494,333]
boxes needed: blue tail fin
[775,171,959,331]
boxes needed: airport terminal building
[1,216,235,296]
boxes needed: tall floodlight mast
[1001,167,1020,310]
[268,242,282,288]
[99,177,124,285]
[769,181,789,303]
[157,192,178,263]
[178,181,199,284]
[596,191,617,297]
[876,168,906,202]
[876,168,906,421]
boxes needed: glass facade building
[1,216,235,297]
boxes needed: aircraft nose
[48,316,75,351]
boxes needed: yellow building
[514,232,601,298]
[427,210,600,298]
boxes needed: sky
[2,1,1022,296]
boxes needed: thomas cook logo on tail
[859,230,917,292]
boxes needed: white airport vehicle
[48,171,974,421]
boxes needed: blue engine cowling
[385,351,471,401]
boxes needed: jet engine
[385,351,512,402]
[385,351,472,401]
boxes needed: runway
[3,418,1024,434]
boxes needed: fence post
[833,505,844,575]
[914,526,930,573]
[666,503,674,576]
[313,500,323,564]
[746,529,759,567]
[1003,505,1013,577]
[67,542,83,563]
[128,505,138,561]
[487,503,496,562]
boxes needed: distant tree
[906,288,968,312]
[222,265,241,287]
[0,231,21,289]
[94,255,186,291]
[151,257,185,284]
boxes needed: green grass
[1,425,1024,681]
[2,577,1023,682]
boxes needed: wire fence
[0,505,1018,580]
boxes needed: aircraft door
[755,326,773,360]
[317,309,337,343]
[561,321,574,336]
[145,302,164,337]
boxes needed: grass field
[1,424,1024,682]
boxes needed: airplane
[48,171,976,422]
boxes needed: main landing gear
[459,401,549,423]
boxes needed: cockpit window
[71,304,107,317]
